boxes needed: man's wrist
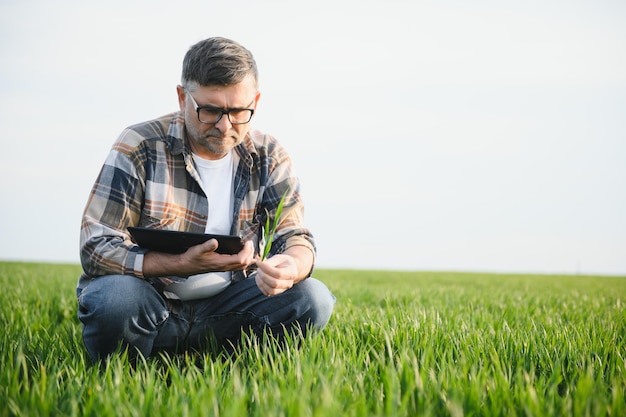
[143,251,190,278]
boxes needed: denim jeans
[76,274,335,362]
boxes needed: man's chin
[198,142,236,159]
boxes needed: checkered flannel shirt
[79,112,315,285]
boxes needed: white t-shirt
[164,151,235,300]
[192,151,235,235]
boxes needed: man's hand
[185,239,255,273]
[254,254,298,296]
[254,246,314,296]
[143,239,255,278]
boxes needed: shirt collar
[165,112,187,156]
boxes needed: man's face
[177,74,260,160]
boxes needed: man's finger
[199,238,219,252]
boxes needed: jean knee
[78,275,168,328]
[299,278,335,329]
[78,275,169,361]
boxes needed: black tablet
[127,227,244,255]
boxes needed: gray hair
[181,37,258,90]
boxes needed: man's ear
[176,85,186,112]
[253,90,261,110]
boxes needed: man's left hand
[254,254,298,296]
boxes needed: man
[77,37,335,363]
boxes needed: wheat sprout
[260,189,289,261]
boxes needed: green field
[1,262,624,416]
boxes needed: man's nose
[215,113,233,131]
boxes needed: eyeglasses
[186,90,255,125]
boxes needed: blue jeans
[76,275,335,362]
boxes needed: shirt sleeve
[262,139,317,271]
[79,129,148,279]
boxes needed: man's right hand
[142,239,255,278]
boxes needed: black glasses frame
[186,90,255,125]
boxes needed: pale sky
[1,0,625,275]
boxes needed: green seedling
[260,189,289,261]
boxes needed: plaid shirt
[79,112,315,285]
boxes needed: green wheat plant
[260,189,288,261]
[1,261,625,417]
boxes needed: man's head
[177,37,261,160]
[181,37,258,90]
